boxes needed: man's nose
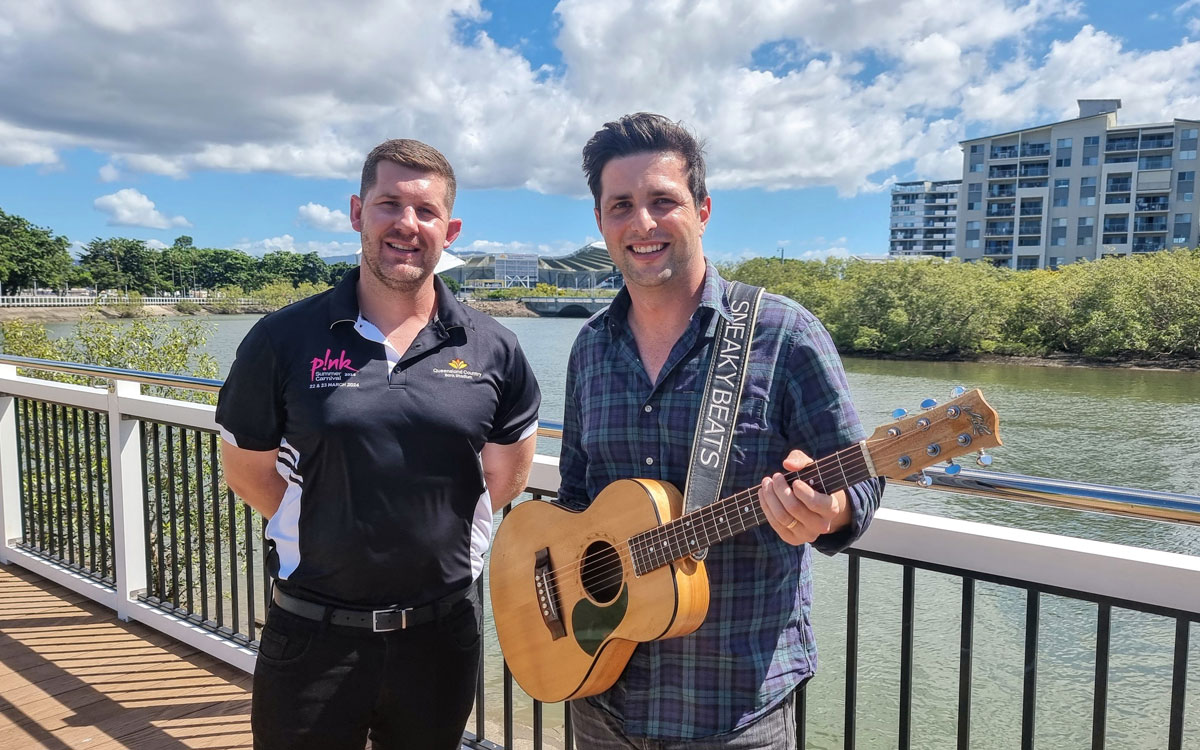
[631,206,656,233]
[395,206,418,231]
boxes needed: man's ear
[594,206,602,233]
[350,195,363,232]
[443,218,463,247]
[698,195,711,236]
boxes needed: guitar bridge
[534,547,567,640]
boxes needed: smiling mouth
[386,241,418,253]
[628,243,666,255]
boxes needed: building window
[1139,155,1172,170]
[1057,138,1073,148]
[1180,171,1196,201]
[1056,157,1072,167]
[1052,178,1069,207]
[1079,176,1096,206]
[1017,256,1040,270]
[1181,150,1197,160]
[967,183,982,211]
[1183,128,1199,140]
[1174,213,1193,245]
[1018,236,1041,247]
[1084,136,1100,145]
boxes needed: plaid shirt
[557,263,883,740]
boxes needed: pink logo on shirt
[311,349,358,381]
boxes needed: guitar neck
[627,442,871,576]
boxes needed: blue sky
[1,1,1199,264]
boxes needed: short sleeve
[486,337,540,445]
[215,320,284,451]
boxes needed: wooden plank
[0,564,253,749]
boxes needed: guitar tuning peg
[891,408,909,420]
[944,460,962,476]
[976,451,993,467]
[917,471,934,487]
[920,398,938,410]
[950,385,966,398]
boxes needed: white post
[0,364,22,563]
[107,378,147,620]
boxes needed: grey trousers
[569,690,797,750]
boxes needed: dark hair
[360,139,457,211]
[582,113,708,209]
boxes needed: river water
[45,314,1200,748]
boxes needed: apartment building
[955,99,1198,269]
[889,180,961,258]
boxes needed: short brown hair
[582,113,708,209]
[360,139,457,211]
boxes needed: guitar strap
[681,281,764,560]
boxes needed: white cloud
[297,202,353,232]
[98,163,119,182]
[93,188,191,229]
[4,0,1200,199]
[233,234,360,258]
[145,239,168,249]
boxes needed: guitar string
[535,444,878,601]
[532,413,988,601]
[533,439,867,594]
[534,428,947,601]
[536,429,975,603]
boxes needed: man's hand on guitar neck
[757,448,854,546]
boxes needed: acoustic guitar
[490,389,1001,702]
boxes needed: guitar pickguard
[571,584,629,656]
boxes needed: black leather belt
[271,584,472,632]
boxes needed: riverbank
[2,298,541,322]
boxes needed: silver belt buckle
[372,607,410,632]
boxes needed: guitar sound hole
[579,541,623,604]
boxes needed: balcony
[1018,222,1042,235]
[1134,219,1169,233]
[1105,137,1139,152]
[988,185,1016,198]
[1020,143,1051,157]
[990,146,1018,159]
[1102,222,1129,234]
[989,166,1018,179]
[1105,180,1131,193]
[986,206,1015,218]
[984,241,1013,254]
[1136,197,1170,212]
[1019,163,1049,178]
[1019,204,1044,217]
[985,223,1014,236]
[1140,135,1174,150]
[1133,238,1168,253]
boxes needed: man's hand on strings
[757,448,853,546]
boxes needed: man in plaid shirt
[556,113,884,748]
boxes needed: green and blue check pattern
[557,264,883,740]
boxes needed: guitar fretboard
[627,443,869,576]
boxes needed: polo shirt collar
[327,265,473,331]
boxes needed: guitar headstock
[865,388,1001,480]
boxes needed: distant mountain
[322,253,358,265]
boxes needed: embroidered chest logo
[309,349,360,389]
[433,356,483,380]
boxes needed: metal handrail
[0,355,224,392]
[1,355,1196,526]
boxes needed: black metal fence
[14,397,114,583]
[138,421,268,646]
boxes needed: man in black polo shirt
[216,139,540,750]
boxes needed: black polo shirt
[215,268,540,608]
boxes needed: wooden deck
[0,563,253,749]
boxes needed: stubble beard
[361,235,438,293]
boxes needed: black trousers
[251,587,481,750]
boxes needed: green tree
[0,207,73,291]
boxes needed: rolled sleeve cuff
[813,476,884,556]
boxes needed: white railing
[0,358,1196,748]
